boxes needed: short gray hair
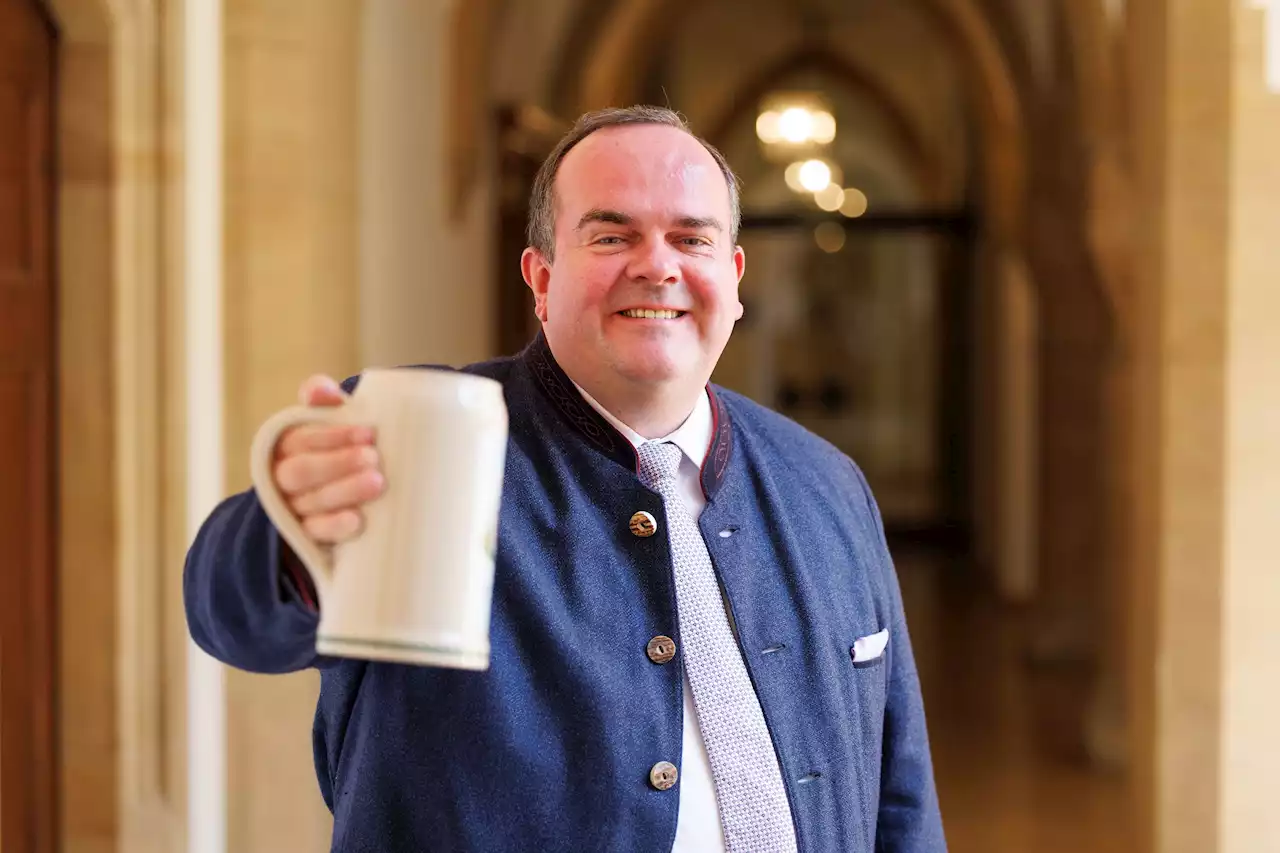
[526,105,743,259]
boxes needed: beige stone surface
[1127,2,1280,852]
[1220,6,1280,852]
[359,0,496,370]
[48,1,179,851]
[222,1,362,850]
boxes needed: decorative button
[649,761,679,791]
[646,635,676,664]
[629,511,658,538]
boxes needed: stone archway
[549,0,1027,245]
[698,47,947,203]
[43,0,181,850]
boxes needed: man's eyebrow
[575,210,725,233]
[675,215,724,232]
[577,209,634,229]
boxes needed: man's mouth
[618,308,686,319]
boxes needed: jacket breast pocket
[846,627,890,730]
[850,627,889,669]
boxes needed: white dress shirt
[573,383,728,852]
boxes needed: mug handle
[248,397,366,605]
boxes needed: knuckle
[356,469,385,499]
[301,514,330,543]
[274,428,301,459]
[303,452,330,482]
[287,490,316,516]
[277,451,325,494]
[348,444,378,469]
[345,510,366,538]
[313,510,361,543]
[273,458,300,493]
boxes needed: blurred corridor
[897,548,1134,853]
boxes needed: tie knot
[637,441,683,487]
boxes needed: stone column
[1217,4,1280,849]
[1024,83,1116,668]
[1127,1,1280,850]
[221,1,362,849]
[359,0,496,369]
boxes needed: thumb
[297,374,346,407]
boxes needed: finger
[297,374,347,407]
[301,509,365,545]
[275,444,380,495]
[276,423,376,459]
[288,468,385,517]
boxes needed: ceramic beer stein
[249,368,508,670]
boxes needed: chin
[601,330,711,386]
[610,348,686,384]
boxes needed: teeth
[622,309,682,319]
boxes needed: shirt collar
[519,329,734,501]
[571,381,712,470]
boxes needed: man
[185,105,946,852]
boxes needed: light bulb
[755,110,782,144]
[784,161,807,193]
[815,184,845,211]
[811,111,837,144]
[840,188,869,218]
[798,159,832,192]
[778,107,814,144]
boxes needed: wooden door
[0,0,58,851]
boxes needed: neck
[572,373,704,439]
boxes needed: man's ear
[733,244,746,320]
[521,247,552,322]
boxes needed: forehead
[554,124,730,222]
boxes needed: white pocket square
[851,628,890,663]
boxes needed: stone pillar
[1127,1,1280,850]
[359,0,496,368]
[991,249,1039,602]
[1024,85,1115,667]
[221,1,362,849]
[1218,4,1280,849]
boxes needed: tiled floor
[895,549,1136,853]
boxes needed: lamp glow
[798,159,832,192]
[811,111,837,144]
[815,184,845,211]
[814,222,846,253]
[779,107,815,144]
[755,110,783,144]
[840,188,869,218]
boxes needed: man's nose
[626,238,681,285]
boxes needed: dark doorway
[719,211,976,551]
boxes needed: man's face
[521,124,746,392]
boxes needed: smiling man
[184,106,946,853]
[520,119,747,441]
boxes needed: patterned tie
[637,441,799,853]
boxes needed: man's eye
[680,237,710,247]
[595,236,624,245]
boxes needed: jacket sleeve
[851,463,948,852]
[183,487,322,674]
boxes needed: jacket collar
[521,331,734,501]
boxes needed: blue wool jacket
[184,332,946,853]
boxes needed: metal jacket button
[629,511,658,538]
[649,761,679,791]
[646,635,676,664]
